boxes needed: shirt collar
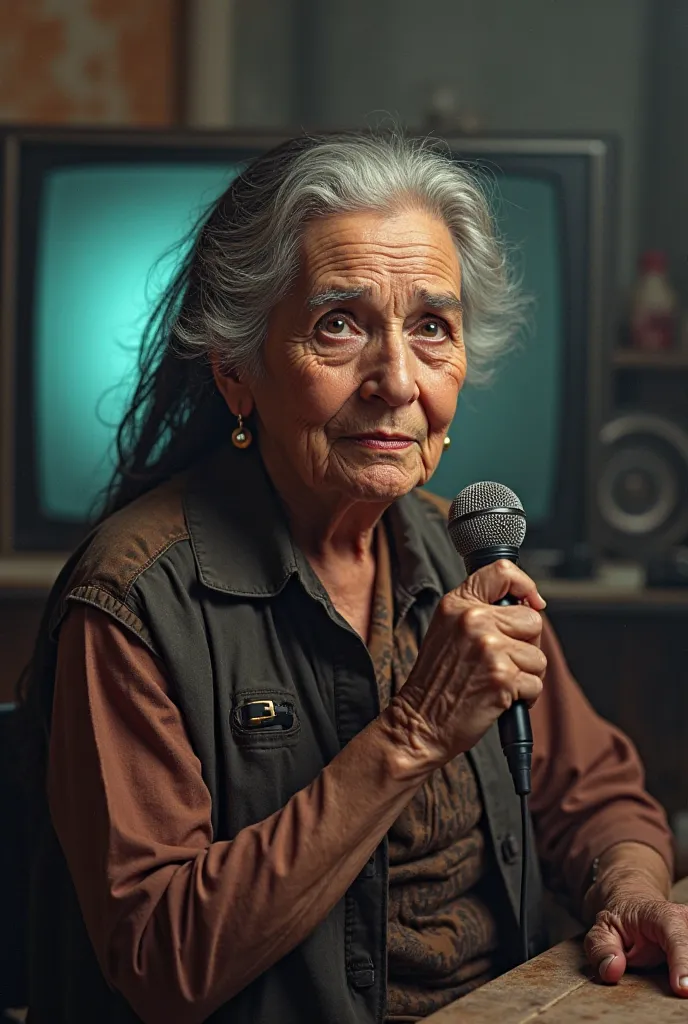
[184,443,446,604]
[384,493,447,606]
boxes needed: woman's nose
[359,334,420,406]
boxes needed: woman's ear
[210,354,255,418]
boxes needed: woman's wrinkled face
[244,207,466,502]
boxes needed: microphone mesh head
[448,481,526,558]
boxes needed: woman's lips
[349,436,415,450]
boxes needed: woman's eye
[417,318,448,340]
[316,313,356,337]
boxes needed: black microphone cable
[519,791,530,963]
[494,594,533,964]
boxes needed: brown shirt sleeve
[530,616,674,908]
[48,604,421,1024]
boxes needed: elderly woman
[25,133,685,1024]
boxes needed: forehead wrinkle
[300,220,462,302]
[304,260,462,304]
[304,249,461,286]
[301,206,459,266]
[305,236,456,263]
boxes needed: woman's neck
[260,443,387,641]
[261,445,390,565]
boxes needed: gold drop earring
[443,435,452,452]
[232,413,253,449]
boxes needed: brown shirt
[48,524,673,1024]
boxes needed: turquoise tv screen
[34,164,562,524]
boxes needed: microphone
[447,481,533,797]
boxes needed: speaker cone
[597,413,688,554]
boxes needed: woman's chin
[337,462,423,502]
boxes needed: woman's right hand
[381,559,547,770]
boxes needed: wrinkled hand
[584,895,688,997]
[384,559,547,769]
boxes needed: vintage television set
[0,127,615,588]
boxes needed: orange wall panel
[0,0,180,125]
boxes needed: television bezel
[0,126,613,588]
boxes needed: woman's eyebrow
[416,289,464,314]
[306,287,371,311]
[306,286,463,314]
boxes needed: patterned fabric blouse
[370,524,502,1022]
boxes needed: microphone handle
[494,593,533,796]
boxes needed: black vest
[25,446,546,1023]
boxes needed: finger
[658,922,688,996]
[512,672,544,708]
[458,602,543,643]
[507,639,548,677]
[480,647,544,708]
[493,605,544,643]
[584,918,627,984]
[461,560,546,610]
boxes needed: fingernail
[679,976,688,989]
[599,955,616,979]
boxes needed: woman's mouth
[348,434,415,450]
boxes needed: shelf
[537,577,688,607]
[613,349,688,369]
[0,555,67,592]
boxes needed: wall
[642,0,688,303]
[0,0,185,702]
[0,0,181,124]
[235,0,652,294]
[233,0,294,127]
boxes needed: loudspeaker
[596,412,688,556]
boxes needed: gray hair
[173,132,528,384]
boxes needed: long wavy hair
[99,130,527,520]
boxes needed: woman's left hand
[582,841,688,996]
[584,893,688,996]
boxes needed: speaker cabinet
[596,412,688,556]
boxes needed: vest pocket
[230,689,301,749]
[348,957,375,989]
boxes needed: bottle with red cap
[629,249,678,351]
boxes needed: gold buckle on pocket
[247,699,276,723]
